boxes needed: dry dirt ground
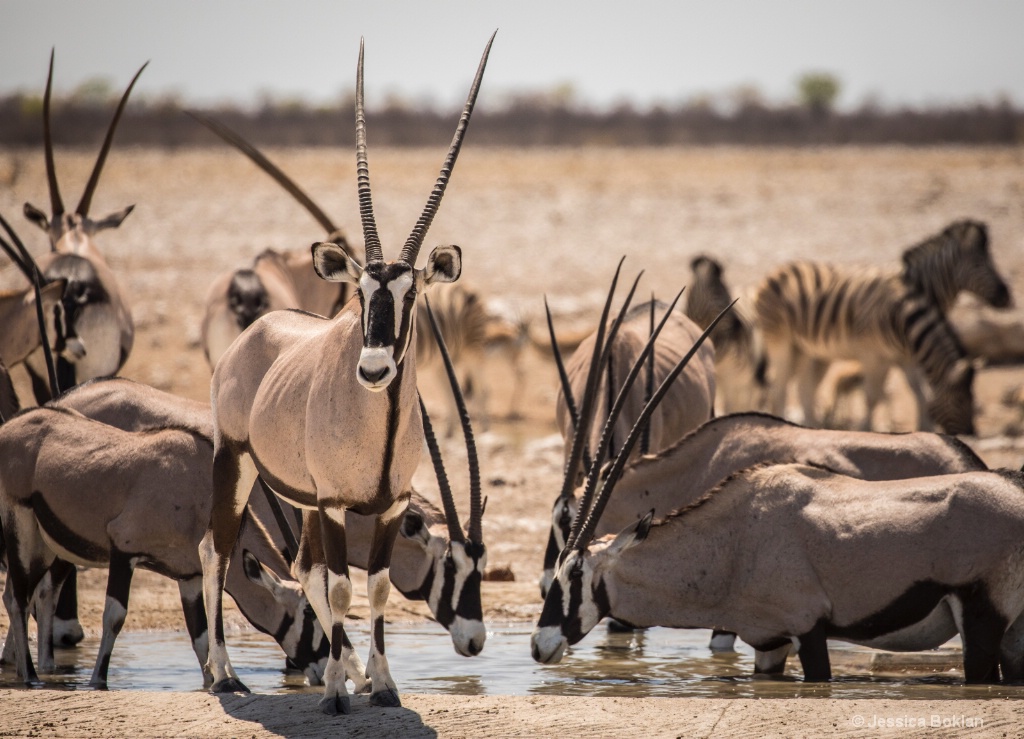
[2,146,1024,736]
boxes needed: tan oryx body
[18,52,144,398]
[684,254,766,414]
[200,37,494,714]
[0,282,67,371]
[0,404,329,688]
[754,220,1010,433]
[534,462,1024,684]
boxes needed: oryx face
[531,549,606,665]
[401,512,487,657]
[312,241,463,392]
[540,495,579,599]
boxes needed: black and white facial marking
[312,241,462,392]
[540,496,579,598]
[531,550,607,665]
[241,551,329,686]
[399,512,487,657]
[228,269,270,330]
[43,253,99,363]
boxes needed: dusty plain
[2,145,1024,736]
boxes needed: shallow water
[2,622,1021,700]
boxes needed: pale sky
[2,1,1022,111]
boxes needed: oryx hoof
[319,694,351,715]
[210,677,250,694]
[369,688,401,708]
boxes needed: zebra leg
[859,362,891,431]
[364,496,409,708]
[902,364,934,431]
[795,356,829,427]
[89,549,136,688]
[198,440,250,694]
[178,575,212,687]
[53,565,85,647]
[295,509,369,701]
[764,341,797,419]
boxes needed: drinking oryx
[192,112,519,433]
[540,265,716,597]
[19,51,142,398]
[533,313,1024,684]
[199,36,494,714]
[754,219,1011,433]
[0,402,331,688]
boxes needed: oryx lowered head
[532,298,735,663]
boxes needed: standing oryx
[200,36,493,714]
[19,51,143,397]
[0,401,330,689]
[532,310,1024,685]
[754,219,1011,433]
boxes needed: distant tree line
[1,92,1021,148]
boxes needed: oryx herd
[2,33,1024,717]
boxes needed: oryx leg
[53,566,85,647]
[295,509,368,702]
[753,642,792,675]
[796,621,831,682]
[709,629,738,652]
[1,509,54,685]
[33,559,75,672]
[999,611,1024,683]
[958,598,1005,684]
[89,549,136,688]
[177,575,213,687]
[364,496,410,708]
[198,440,250,694]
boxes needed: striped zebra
[753,219,1010,434]
[685,254,767,413]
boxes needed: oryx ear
[312,242,361,284]
[242,550,287,598]
[92,205,135,232]
[23,202,49,231]
[607,510,654,555]
[400,510,431,547]
[423,245,462,286]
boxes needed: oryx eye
[568,564,583,580]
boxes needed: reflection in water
[1,621,1021,699]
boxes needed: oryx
[21,51,142,396]
[192,112,518,433]
[199,35,494,714]
[540,266,716,597]
[0,402,330,688]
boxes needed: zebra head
[928,358,976,436]
[310,36,489,392]
[902,220,1012,310]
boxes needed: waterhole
[1,623,1019,699]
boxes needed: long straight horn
[187,111,343,239]
[43,49,65,224]
[566,287,686,548]
[355,39,383,263]
[640,295,655,455]
[399,32,495,266]
[76,61,148,217]
[419,395,466,544]
[557,258,641,504]
[545,296,593,473]
[0,213,59,398]
[424,297,483,543]
[571,300,738,552]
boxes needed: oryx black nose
[359,365,389,384]
[468,639,482,656]
[531,643,541,663]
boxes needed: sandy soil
[2,146,1024,735]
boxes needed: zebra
[684,254,766,413]
[753,219,1010,434]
